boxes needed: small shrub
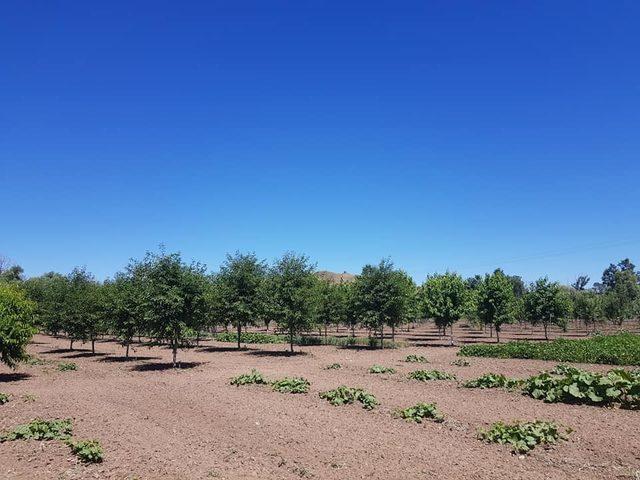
[230,369,269,386]
[1,419,73,442]
[21,394,36,403]
[57,362,77,372]
[24,355,48,366]
[478,420,569,454]
[463,373,523,390]
[408,370,456,381]
[523,365,640,408]
[451,359,470,367]
[397,402,444,423]
[271,377,310,394]
[319,386,378,410]
[368,365,396,374]
[67,439,104,463]
[0,393,10,405]
[404,355,427,363]
[325,363,342,370]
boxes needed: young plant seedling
[368,365,396,374]
[396,402,444,423]
[57,362,78,372]
[404,355,427,363]
[230,369,269,386]
[325,363,342,370]
[450,359,470,367]
[1,419,73,442]
[408,370,456,381]
[0,393,10,405]
[319,386,378,410]
[271,377,310,394]
[462,373,522,390]
[478,420,570,454]
[67,439,104,463]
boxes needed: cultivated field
[1,332,638,480]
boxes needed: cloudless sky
[1,1,639,285]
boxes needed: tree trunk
[391,324,395,343]
[289,328,294,354]
[237,323,242,350]
[69,339,74,351]
[172,343,178,368]
[543,323,549,341]
[489,324,493,338]
[380,325,384,350]
[449,325,454,346]
[91,338,96,354]
[496,327,500,343]
[351,325,355,338]
[125,342,130,358]
[324,324,328,343]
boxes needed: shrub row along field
[214,332,403,349]
[458,333,640,365]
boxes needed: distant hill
[315,270,356,284]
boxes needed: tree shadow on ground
[43,348,90,355]
[246,350,308,357]
[99,355,161,363]
[130,361,205,372]
[0,372,32,383]
[198,346,252,353]
[63,352,109,359]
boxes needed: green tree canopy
[524,278,571,340]
[420,272,470,345]
[476,269,517,342]
[0,282,37,368]
[267,253,316,353]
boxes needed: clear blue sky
[1,1,639,285]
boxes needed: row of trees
[1,252,639,367]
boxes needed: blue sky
[1,1,639,285]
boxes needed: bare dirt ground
[1,332,639,480]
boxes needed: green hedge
[458,333,640,366]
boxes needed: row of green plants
[4,251,638,369]
[214,331,404,349]
[230,369,310,393]
[0,419,103,463]
[458,332,640,366]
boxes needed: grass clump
[0,393,10,405]
[271,377,310,394]
[1,419,73,442]
[404,355,427,363]
[368,365,396,374]
[458,333,640,366]
[396,402,444,423]
[67,439,104,463]
[408,370,456,381]
[523,365,640,408]
[325,363,342,370]
[463,373,523,390]
[451,359,470,367]
[319,386,378,410]
[230,369,269,386]
[57,362,77,371]
[478,420,569,454]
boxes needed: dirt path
[0,334,638,479]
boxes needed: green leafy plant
[458,333,640,366]
[396,402,444,423]
[24,355,49,366]
[408,370,456,381]
[451,359,470,367]
[21,394,36,403]
[523,365,640,408]
[230,369,269,386]
[0,393,10,405]
[404,355,427,363]
[67,439,104,463]
[368,364,396,374]
[1,419,73,442]
[478,420,569,454]
[319,386,378,410]
[463,373,523,390]
[214,332,287,344]
[325,363,342,370]
[271,377,310,394]
[57,362,77,371]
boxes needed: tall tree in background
[104,267,145,358]
[23,272,68,334]
[315,279,347,341]
[571,275,590,291]
[0,282,37,368]
[524,278,571,340]
[420,272,470,346]
[62,268,103,352]
[268,253,317,353]
[216,252,267,349]
[572,289,602,331]
[476,269,517,342]
[602,269,640,325]
[137,250,209,367]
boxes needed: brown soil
[1,334,638,480]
